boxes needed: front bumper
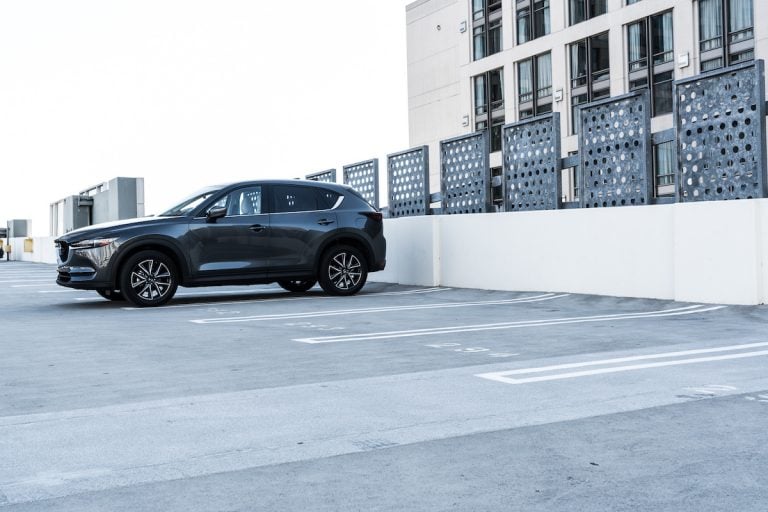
[55,241,118,290]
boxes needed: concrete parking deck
[1,261,767,511]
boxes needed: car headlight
[70,238,118,250]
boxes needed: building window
[653,141,675,195]
[518,53,552,119]
[569,0,606,26]
[627,0,642,4]
[474,68,505,152]
[569,32,610,133]
[699,0,754,71]
[627,11,674,116]
[517,0,550,44]
[473,0,503,61]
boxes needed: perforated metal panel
[502,113,561,212]
[343,159,380,207]
[305,169,337,183]
[579,92,652,208]
[440,132,490,215]
[387,146,430,218]
[676,60,767,202]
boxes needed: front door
[188,185,270,278]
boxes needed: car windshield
[159,187,221,217]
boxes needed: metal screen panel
[305,169,337,183]
[440,131,490,215]
[343,159,380,207]
[676,60,767,202]
[579,91,652,208]
[387,146,430,218]
[502,113,561,212]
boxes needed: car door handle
[317,219,335,226]
[249,224,266,233]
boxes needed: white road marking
[38,290,87,294]
[11,283,59,288]
[293,304,726,343]
[122,287,452,311]
[477,341,768,384]
[190,293,568,324]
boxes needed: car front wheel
[318,245,367,296]
[119,250,178,307]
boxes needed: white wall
[15,200,768,305]
[371,199,768,305]
[6,237,57,264]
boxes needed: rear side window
[272,185,319,213]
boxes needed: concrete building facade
[406,0,767,200]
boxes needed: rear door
[267,184,339,273]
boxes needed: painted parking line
[477,341,768,384]
[120,287,452,311]
[293,304,726,343]
[191,293,569,324]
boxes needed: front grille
[57,241,69,262]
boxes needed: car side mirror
[206,206,227,223]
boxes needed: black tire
[119,250,178,307]
[318,245,368,296]
[97,289,124,301]
[277,279,317,293]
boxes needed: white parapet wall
[11,199,768,305]
[371,198,768,306]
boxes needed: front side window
[570,32,610,133]
[699,0,754,71]
[473,68,505,152]
[627,11,674,116]
[227,186,263,216]
[517,52,552,119]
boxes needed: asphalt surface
[1,261,767,511]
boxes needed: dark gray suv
[55,180,386,307]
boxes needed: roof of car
[214,179,353,191]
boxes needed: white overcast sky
[0,0,412,235]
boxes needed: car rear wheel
[318,245,367,296]
[97,289,124,301]
[119,250,178,307]
[277,279,317,293]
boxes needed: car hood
[56,216,180,242]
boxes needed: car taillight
[361,212,383,222]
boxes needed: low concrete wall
[371,199,768,305]
[12,200,768,305]
[6,237,57,264]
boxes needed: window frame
[627,10,675,117]
[569,32,611,133]
[473,68,505,153]
[517,52,553,120]
[473,0,503,61]
[698,0,755,72]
